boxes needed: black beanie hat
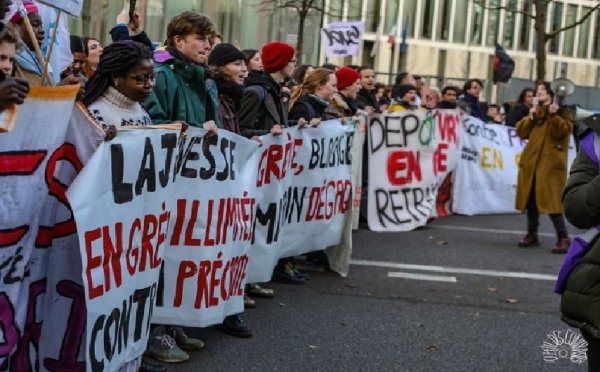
[208,43,246,67]
[393,84,418,100]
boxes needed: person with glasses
[82,41,154,134]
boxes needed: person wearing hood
[145,11,220,131]
[324,66,361,120]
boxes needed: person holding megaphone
[515,81,573,254]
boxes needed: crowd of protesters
[2,0,596,370]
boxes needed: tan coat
[515,105,573,213]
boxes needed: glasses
[129,73,155,85]
[289,59,298,65]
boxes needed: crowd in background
[1,0,598,371]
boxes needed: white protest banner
[367,110,461,232]
[321,21,365,57]
[37,0,84,17]
[68,127,259,370]
[0,87,104,371]
[248,121,353,282]
[452,116,576,215]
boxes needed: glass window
[595,12,600,58]
[471,2,483,45]
[385,0,398,35]
[366,0,382,32]
[563,5,577,56]
[453,0,468,43]
[578,7,592,58]
[328,0,344,22]
[518,0,532,50]
[503,0,518,48]
[402,0,417,38]
[421,0,434,39]
[348,0,362,20]
[549,2,562,54]
[486,1,500,47]
[439,0,452,41]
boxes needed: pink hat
[10,2,39,24]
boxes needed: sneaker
[273,262,306,285]
[219,314,253,338]
[246,283,274,298]
[147,327,189,363]
[169,326,204,351]
[244,294,256,308]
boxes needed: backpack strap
[295,100,316,121]
[246,85,268,103]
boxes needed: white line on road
[350,259,557,281]
[387,272,458,283]
[428,224,555,237]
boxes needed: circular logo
[541,330,588,364]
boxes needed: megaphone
[551,77,575,99]
[574,107,600,121]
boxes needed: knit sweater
[87,87,152,128]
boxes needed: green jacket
[561,129,600,339]
[145,50,220,128]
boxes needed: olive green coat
[561,131,600,338]
[515,106,572,213]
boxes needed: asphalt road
[157,213,588,372]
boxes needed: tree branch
[472,0,535,20]
[545,3,600,39]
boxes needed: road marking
[428,224,555,237]
[350,259,557,281]
[387,272,458,283]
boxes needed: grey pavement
[156,213,588,372]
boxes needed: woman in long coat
[515,82,573,253]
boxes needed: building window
[366,0,382,32]
[595,12,600,59]
[503,0,518,48]
[518,0,532,50]
[578,7,592,58]
[439,0,452,41]
[385,0,398,36]
[348,0,362,20]
[549,2,562,54]
[471,2,484,45]
[454,0,468,43]
[421,0,434,39]
[402,0,418,38]
[486,1,500,47]
[563,4,577,56]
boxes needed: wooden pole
[41,9,62,86]
[21,7,48,85]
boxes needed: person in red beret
[325,66,361,120]
[238,42,310,285]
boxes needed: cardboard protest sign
[37,0,84,17]
[367,110,461,232]
[321,21,365,57]
[0,87,104,370]
[452,117,576,215]
[248,121,353,282]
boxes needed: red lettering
[434,143,449,175]
[140,214,158,272]
[169,199,187,246]
[174,261,196,307]
[204,200,215,247]
[126,218,141,276]
[101,224,123,293]
[387,151,422,185]
[84,228,103,299]
[194,261,211,309]
[184,200,201,246]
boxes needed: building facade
[72,0,600,91]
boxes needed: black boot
[518,231,539,247]
[219,314,252,338]
[140,360,167,372]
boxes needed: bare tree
[256,0,342,62]
[475,0,600,82]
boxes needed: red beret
[10,2,39,24]
[335,67,361,90]
[261,42,295,73]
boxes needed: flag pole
[41,9,62,86]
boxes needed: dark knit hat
[208,43,246,67]
[336,67,361,90]
[261,42,295,73]
[393,84,417,100]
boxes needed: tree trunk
[534,0,548,83]
[296,11,307,63]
